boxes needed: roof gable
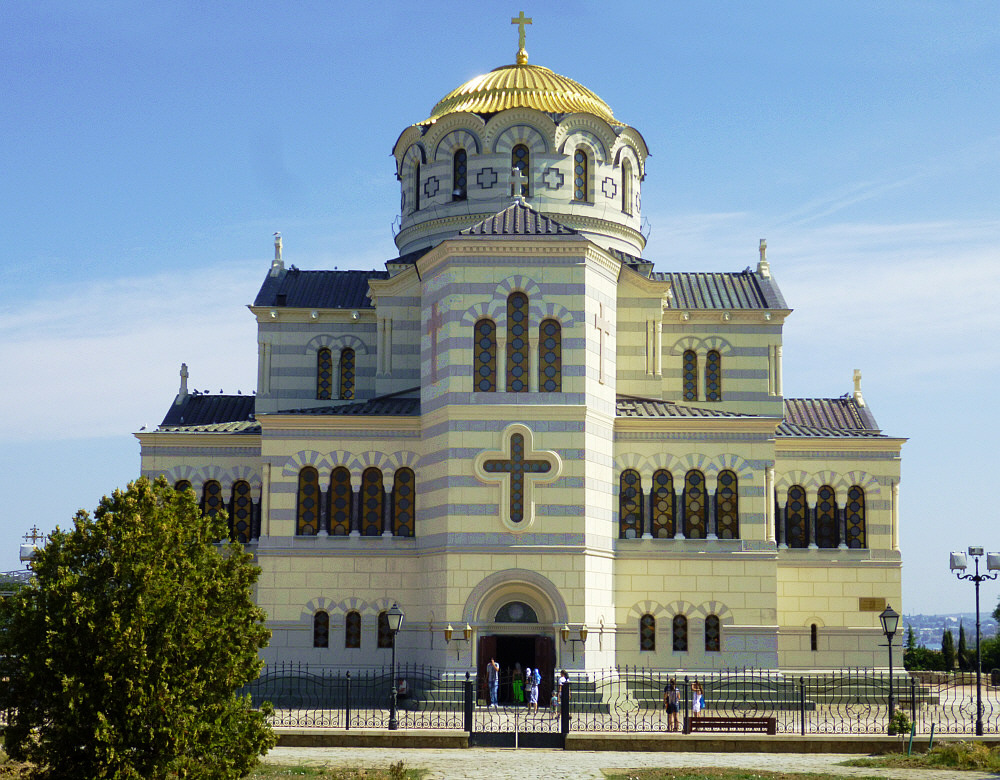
[459,200,579,238]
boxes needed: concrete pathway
[264,746,997,779]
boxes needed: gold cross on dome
[512,11,532,63]
[23,525,43,545]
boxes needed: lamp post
[386,603,404,731]
[878,603,899,734]
[950,547,1000,736]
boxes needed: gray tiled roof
[157,420,262,435]
[616,396,760,419]
[784,397,880,432]
[281,395,421,416]
[459,200,579,238]
[651,270,788,310]
[775,420,885,438]
[253,268,389,309]
[160,393,255,427]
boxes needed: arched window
[706,351,722,401]
[296,467,320,536]
[313,611,329,648]
[474,319,497,392]
[202,480,223,519]
[705,614,721,652]
[452,148,467,200]
[339,348,355,401]
[174,480,192,494]
[811,623,819,652]
[816,485,839,548]
[672,615,688,652]
[392,468,415,537]
[785,485,807,548]
[573,148,589,201]
[345,611,361,649]
[846,486,866,548]
[621,159,633,214]
[684,470,706,539]
[412,161,421,212]
[361,467,384,536]
[329,467,351,535]
[539,319,561,392]
[651,469,674,538]
[377,610,393,649]
[317,347,333,400]
[639,614,656,651]
[512,144,529,197]
[715,470,739,539]
[618,470,642,539]
[230,480,253,543]
[682,350,698,401]
[506,292,529,392]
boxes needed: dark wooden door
[534,634,555,705]
[478,635,498,703]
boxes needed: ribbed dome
[420,63,617,125]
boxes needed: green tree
[942,628,957,671]
[958,621,970,671]
[0,477,275,779]
[905,624,917,652]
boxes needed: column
[706,473,718,540]
[349,473,361,537]
[775,345,783,396]
[765,466,775,543]
[776,489,787,549]
[674,487,686,540]
[251,482,263,541]
[383,473,395,537]
[642,474,653,539]
[891,481,900,551]
[331,348,342,399]
[806,488,818,550]
[261,463,271,539]
[655,320,663,377]
[767,345,775,396]
[318,479,329,537]
[836,488,848,550]
[497,338,507,392]
[529,335,539,392]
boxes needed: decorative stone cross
[427,301,444,381]
[475,425,561,529]
[594,302,613,384]
[510,166,527,199]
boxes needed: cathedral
[137,17,904,679]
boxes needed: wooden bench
[684,715,777,735]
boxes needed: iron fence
[242,663,1000,735]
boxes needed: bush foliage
[0,477,276,779]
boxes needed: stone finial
[853,368,866,407]
[757,238,771,279]
[176,362,189,404]
[270,232,285,277]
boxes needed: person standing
[512,663,524,705]
[663,678,680,732]
[487,658,500,707]
[528,665,540,713]
[691,679,704,718]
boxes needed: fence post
[345,671,351,731]
[910,676,917,731]
[799,676,806,735]
[464,671,474,734]
[561,681,570,735]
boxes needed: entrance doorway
[477,634,555,705]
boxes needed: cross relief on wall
[473,424,562,531]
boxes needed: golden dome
[420,63,618,125]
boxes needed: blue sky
[2,2,998,617]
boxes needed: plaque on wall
[859,597,887,612]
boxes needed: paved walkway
[264,746,997,779]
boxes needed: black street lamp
[950,547,1000,736]
[386,602,405,731]
[879,603,899,734]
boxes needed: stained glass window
[785,485,807,548]
[706,350,722,401]
[640,614,655,651]
[317,347,333,400]
[539,319,561,392]
[174,480,192,494]
[453,148,467,200]
[506,293,529,392]
[496,601,538,623]
[651,469,674,538]
[672,615,688,652]
[296,467,320,536]
[231,480,253,543]
[483,433,551,524]
[512,144,529,197]
[329,467,351,535]
[377,610,393,649]
[622,159,632,214]
[573,149,588,201]
[816,485,839,548]
[705,614,721,652]
[202,480,223,519]
[715,470,739,539]
[361,467,383,537]
[683,350,698,401]
[684,470,706,539]
[313,611,329,648]
[846,486,866,549]
[474,319,497,392]
[618,470,642,539]
[339,348,355,401]
[392,468,415,538]
[345,611,361,649]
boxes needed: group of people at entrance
[664,678,705,732]
[488,659,566,714]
